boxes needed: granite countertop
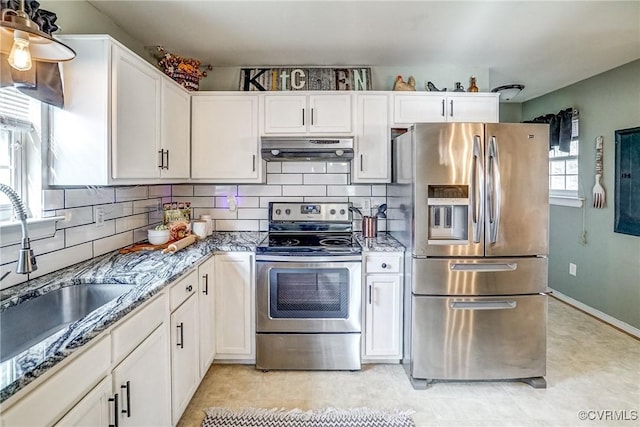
[353,232,405,252]
[0,231,265,403]
[0,230,403,403]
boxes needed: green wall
[523,60,640,330]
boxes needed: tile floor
[178,297,640,427]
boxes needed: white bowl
[148,229,170,245]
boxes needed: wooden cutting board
[119,240,176,254]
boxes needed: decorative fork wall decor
[592,136,606,209]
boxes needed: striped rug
[201,407,415,427]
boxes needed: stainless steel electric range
[255,202,362,371]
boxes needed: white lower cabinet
[170,294,199,425]
[363,253,403,361]
[55,376,112,427]
[214,252,255,360]
[198,256,216,377]
[112,325,171,427]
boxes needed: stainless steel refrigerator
[388,122,549,389]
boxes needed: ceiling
[87,1,640,101]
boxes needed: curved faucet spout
[0,184,37,275]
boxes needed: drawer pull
[381,263,388,269]
[450,301,517,310]
[177,322,184,348]
[108,394,119,427]
[120,381,131,417]
[203,273,209,295]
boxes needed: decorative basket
[153,47,211,91]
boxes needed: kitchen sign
[239,67,372,91]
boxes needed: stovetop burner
[257,202,362,256]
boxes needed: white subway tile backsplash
[176,196,215,208]
[95,202,134,221]
[303,174,348,185]
[215,219,259,231]
[282,162,326,174]
[65,221,116,247]
[302,196,348,203]
[238,185,282,197]
[210,208,238,220]
[65,188,114,208]
[148,185,172,197]
[237,208,268,220]
[133,199,160,214]
[115,186,149,202]
[28,242,93,281]
[42,189,64,210]
[327,185,371,197]
[266,162,282,173]
[133,227,148,243]
[326,162,350,173]
[215,196,260,208]
[267,174,303,185]
[115,213,148,234]
[282,185,326,197]
[55,206,94,229]
[171,185,194,197]
[371,185,387,197]
[258,197,301,207]
[94,231,134,257]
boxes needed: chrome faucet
[0,184,37,275]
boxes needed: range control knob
[340,209,346,215]
[285,209,291,215]
[275,209,281,215]
[330,209,336,215]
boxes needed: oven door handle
[256,254,362,262]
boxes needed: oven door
[256,256,362,333]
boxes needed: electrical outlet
[569,262,577,276]
[95,208,105,227]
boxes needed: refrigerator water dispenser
[427,185,468,243]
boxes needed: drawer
[170,270,197,311]
[365,253,402,274]
[111,294,166,363]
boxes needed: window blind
[0,87,34,131]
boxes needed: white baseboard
[550,289,640,339]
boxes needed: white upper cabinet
[50,35,190,186]
[263,93,353,134]
[352,93,390,183]
[191,93,263,182]
[393,92,499,125]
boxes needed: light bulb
[8,31,32,71]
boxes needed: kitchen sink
[0,284,135,363]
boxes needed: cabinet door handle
[186,285,193,292]
[202,273,209,295]
[360,154,364,171]
[108,393,119,427]
[158,149,164,169]
[177,322,184,348]
[441,99,445,116]
[368,284,372,305]
[450,99,454,117]
[311,108,314,125]
[381,263,388,269]
[252,154,256,172]
[302,108,305,126]
[164,150,170,170]
[120,381,131,418]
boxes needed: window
[0,87,36,221]
[549,139,579,196]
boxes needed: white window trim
[550,195,584,208]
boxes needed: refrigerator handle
[450,262,517,272]
[471,135,483,243]
[450,301,517,310]
[488,136,502,243]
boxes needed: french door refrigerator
[389,122,549,389]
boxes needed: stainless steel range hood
[261,137,354,161]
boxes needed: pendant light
[1,0,75,71]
